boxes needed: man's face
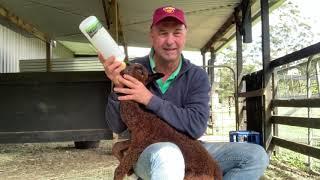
[150,18,187,62]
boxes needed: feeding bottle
[79,16,126,70]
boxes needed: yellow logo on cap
[163,7,175,14]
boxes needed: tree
[270,1,314,60]
[215,0,315,103]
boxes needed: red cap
[151,6,186,27]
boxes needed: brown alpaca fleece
[112,63,222,180]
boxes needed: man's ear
[146,73,164,85]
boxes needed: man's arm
[146,69,210,139]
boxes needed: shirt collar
[149,48,182,78]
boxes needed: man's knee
[135,142,185,180]
[144,142,185,171]
[246,143,269,168]
[256,145,269,168]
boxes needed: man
[99,6,269,180]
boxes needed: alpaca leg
[112,140,131,161]
[184,172,196,180]
[114,147,143,180]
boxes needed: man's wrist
[144,93,155,106]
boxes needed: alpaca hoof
[114,167,126,180]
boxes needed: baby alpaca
[112,63,222,180]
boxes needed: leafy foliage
[215,0,316,103]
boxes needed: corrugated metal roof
[0,0,271,54]
[119,0,240,50]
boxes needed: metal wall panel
[20,58,103,72]
[0,23,73,73]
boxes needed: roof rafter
[0,5,49,42]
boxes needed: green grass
[273,148,310,171]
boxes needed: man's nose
[165,33,175,45]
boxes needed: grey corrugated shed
[0,23,74,73]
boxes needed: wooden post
[272,71,279,155]
[209,47,215,84]
[261,0,272,151]
[235,7,242,130]
[306,56,314,169]
[244,71,263,134]
[316,60,320,95]
[106,0,128,61]
[110,0,118,142]
[202,52,206,70]
[241,0,252,43]
[46,41,52,72]
[110,0,118,42]
[101,0,111,29]
[209,48,216,133]
[117,3,129,61]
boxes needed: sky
[286,0,320,39]
[126,0,320,66]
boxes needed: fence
[205,65,237,141]
[240,42,320,172]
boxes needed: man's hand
[113,74,153,106]
[98,53,124,87]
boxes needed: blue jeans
[134,142,269,180]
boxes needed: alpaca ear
[125,61,131,66]
[146,73,164,85]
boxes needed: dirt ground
[0,140,319,180]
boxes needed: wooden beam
[200,13,235,54]
[271,136,320,160]
[241,0,252,43]
[271,116,320,129]
[0,5,49,42]
[272,98,320,107]
[238,88,264,98]
[275,57,320,74]
[270,42,320,69]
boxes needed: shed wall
[0,23,74,73]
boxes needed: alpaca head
[119,63,164,128]
[120,63,164,85]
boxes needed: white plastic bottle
[79,16,126,69]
